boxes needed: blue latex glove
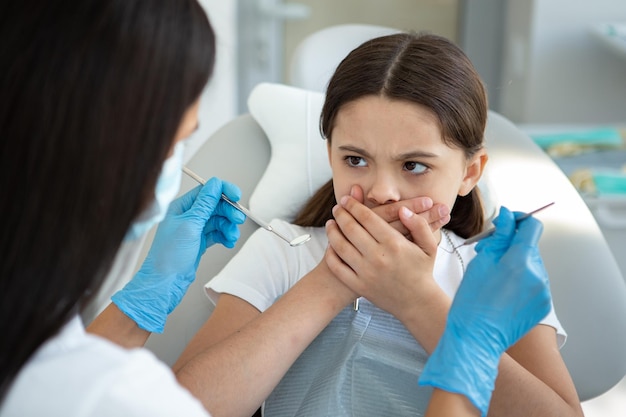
[112,178,246,333]
[418,206,552,416]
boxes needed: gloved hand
[418,206,552,416]
[112,178,246,333]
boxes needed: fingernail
[340,195,349,206]
[401,206,414,218]
[438,205,450,217]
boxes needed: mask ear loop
[439,229,461,254]
[440,229,467,272]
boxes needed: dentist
[1,1,244,415]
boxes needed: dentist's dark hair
[0,0,215,400]
[295,32,488,238]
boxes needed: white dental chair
[142,24,626,404]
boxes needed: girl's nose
[366,173,401,205]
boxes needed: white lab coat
[0,316,210,417]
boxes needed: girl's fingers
[399,207,438,257]
[337,196,402,245]
[323,243,362,294]
[325,218,365,275]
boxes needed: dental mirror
[183,167,311,247]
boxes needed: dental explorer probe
[453,201,555,250]
[182,166,311,247]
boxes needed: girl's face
[328,95,486,218]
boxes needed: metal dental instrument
[182,166,311,247]
[453,201,555,250]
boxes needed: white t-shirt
[0,316,210,417]
[206,219,566,416]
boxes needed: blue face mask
[125,142,185,241]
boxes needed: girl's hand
[325,194,440,319]
[349,185,450,238]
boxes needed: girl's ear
[459,150,488,197]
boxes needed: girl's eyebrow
[337,145,439,160]
[395,150,439,160]
[337,144,371,157]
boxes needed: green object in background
[593,170,626,195]
[530,128,623,149]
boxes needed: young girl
[175,33,583,416]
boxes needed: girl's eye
[404,161,428,174]
[345,156,367,167]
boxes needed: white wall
[500,0,626,124]
[184,0,238,163]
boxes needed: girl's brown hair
[294,32,488,238]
